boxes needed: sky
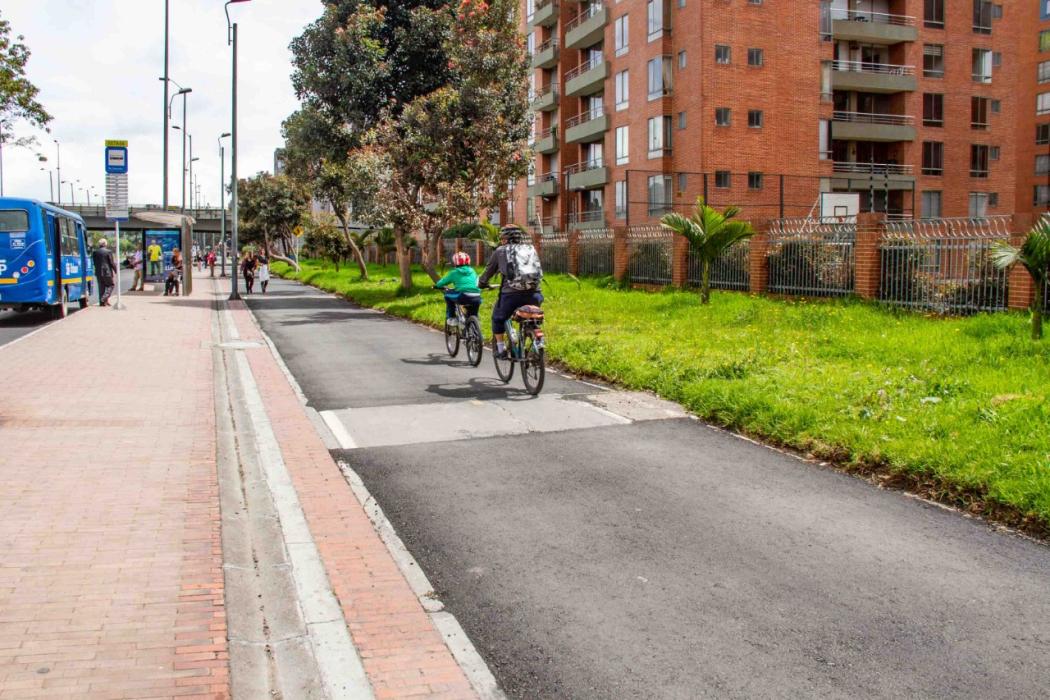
[1,0,321,208]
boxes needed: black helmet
[499,225,527,244]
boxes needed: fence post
[614,227,630,282]
[568,229,580,276]
[749,227,769,294]
[854,213,882,300]
[671,232,688,287]
[475,240,485,266]
[1007,215,1036,310]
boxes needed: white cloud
[2,0,320,208]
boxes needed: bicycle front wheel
[445,320,460,357]
[521,332,545,395]
[465,317,484,367]
[493,337,514,383]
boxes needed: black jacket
[91,248,117,280]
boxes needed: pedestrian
[147,239,163,277]
[241,251,256,294]
[256,252,270,294]
[91,238,118,306]
[207,248,217,277]
[129,248,144,292]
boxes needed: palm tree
[660,198,756,304]
[992,218,1050,340]
[467,220,501,250]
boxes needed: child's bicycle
[436,288,484,367]
[492,305,546,396]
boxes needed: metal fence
[767,218,856,297]
[440,237,458,268]
[627,227,673,285]
[539,232,569,274]
[577,229,614,277]
[879,217,1011,314]
[686,240,751,291]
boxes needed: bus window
[42,212,53,255]
[0,210,30,232]
[61,219,79,255]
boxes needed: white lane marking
[320,410,358,450]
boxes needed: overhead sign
[105,139,129,221]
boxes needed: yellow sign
[105,139,129,147]
[293,226,304,238]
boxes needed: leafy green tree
[302,213,351,270]
[661,199,756,304]
[0,11,52,150]
[992,219,1050,340]
[238,173,309,270]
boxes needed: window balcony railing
[829,8,916,26]
[833,161,913,175]
[538,170,560,184]
[565,55,605,82]
[531,37,559,56]
[531,84,558,101]
[565,1,604,33]
[567,209,605,225]
[972,72,992,84]
[565,158,605,175]
[831,60,915,75]
[832,111,914,126]
[537,126,558,141]
[526,0,556,22]
[565,104,605,129]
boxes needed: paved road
[249,277,1050,699]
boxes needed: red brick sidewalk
[0,291,226,699]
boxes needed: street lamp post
[63,181,75,206]
[168,86,192,213]
[54,139,61,205]
[40,168,54,201]
[219,132,230,277]
[162,0,170,208]
[227,0,251,301]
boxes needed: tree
[238,173,309,270]
[0,11,52,150]
[992,219,1050,340]
[302,213,351,270]
[661,199,756,304]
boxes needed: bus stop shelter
[136,211,197,296]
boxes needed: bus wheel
[52,289,69,319]
[78,295,89,310]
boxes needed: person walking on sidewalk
[241,251,257,294]
[129,249,144,292]
[207,248,217,277]
[256,252,270,294]
[91,239,118,307]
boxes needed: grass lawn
[273,259,1050,533]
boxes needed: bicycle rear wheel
[444,320,460,357]
[521,331,545,395]
[465,317,484,367]
[493,337,514,383]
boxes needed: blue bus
[0,198,92,318]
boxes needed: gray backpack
[505,243,543,291]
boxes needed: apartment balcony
[564,107,609,144]
[528,173,560,198]
[830,61,916,94]
[565,57,609,97]
[565,4,608,50]
[830,161,915,191]
[831,112,916,142]
[566,209,607,230]
[566,161,609,190]
[528,0,559,28]
[531,38,559,70]
[829,8,917,45]
[534,126,559,154]
[531,84,559,112]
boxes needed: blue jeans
[444,291,481,320]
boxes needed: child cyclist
[433,251,482,327]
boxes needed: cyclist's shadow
[424,378,533,400]
[401,353,476,370]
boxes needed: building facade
[508,0,1042,229]
[1015,0,1050,218]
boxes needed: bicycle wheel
[465,317,484,367]
[444,320,460,357]
[492,337,514,383]
[521,331,545,395]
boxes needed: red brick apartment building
[506,0,1050,229]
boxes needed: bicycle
[491,303,546,396]
[436,288,484,367]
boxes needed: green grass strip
[273,259,1050,534]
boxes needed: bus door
[78,222,94,296]
[45,213,61,303]
[60,219,85,301]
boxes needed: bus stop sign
[105,141,128,174]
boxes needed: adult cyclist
[478,225,543,359]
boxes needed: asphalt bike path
[248,276,1050,699]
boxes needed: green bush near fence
[273,259,1050,530]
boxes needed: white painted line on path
[320,410,358,450]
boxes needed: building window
[747,48,764,67]
[923,44,945,78]
[715,107,731,126]
[715,45,731,65]
[923,93,944,126]
[678,50,686,69]
[647,0,666,41]
[748,109,763,128]
[972,49,992,83]
[924,0,944,28]
[1037,154,1050,175]
[677,111,686,129]
[970,144,990,177]
[677,172,687,193]
[971,97,989,129]
[614,180,627,219]
[988,192,998,208]
[922,141,944,175]
[990,146,1000,161]
[614,15,629,56]
[1037,123,1050,145]
[615,70,629,110]
[1042,30,1050,52]
[647,56,672,99]
[714,170,731,189]
[991,99,1001,114]
[647,116,672,157]
[992,51,1001,68]
[527,161,536,186]
[973,0,992,34]
[526,197,535,225]
[615,126,629,165]
[819,119,830,159]
[647,175,672,215]
[921,190,942,218]
[969,192,989,218]
[1035,185,1050,207]
[748,172,763,190]
[1039,60,1050,84]
[1038,92,1050,115]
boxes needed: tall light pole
[219,132,230,277]
[227,0,251,301]
[190,157,200,211]
[162,0,170,208]
[168,85,192,213]
[63,180,75,206]
[41,168,54,201]
[54,139,61,205]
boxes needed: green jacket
[435,265,481,294]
